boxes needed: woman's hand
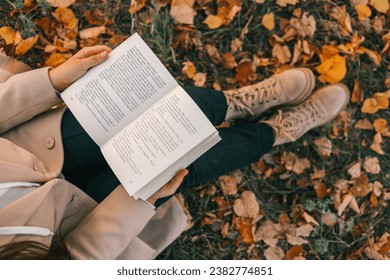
[147,169,188,205]
[49,45,112,92]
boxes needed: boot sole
[284,67,316,106]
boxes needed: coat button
[45,136,55,149]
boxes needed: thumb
[81,51,108,70]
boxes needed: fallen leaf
[46,0,75,7]
[193,72,207,87]
[286,234,309,245]
[284,245,305,260]
[314,182,328,199]
[313,137,332,157]
[276,0,299,7]
[301,212,319,226]
[234,217,255,244]
[316,54,347,83]
[351,79,364,104]
[373,118,388,133]
[79,26,106,39]
[233,191,260,218]
[129,0,146,14]
[362,92,389,114]
[283,152,311,175]
[234,59,257,86]
[272,43,291,65]
[355,5,372,21]
[221,53,237,69]
[203,14,224,29]
[370,132,385,155]
[262,13,275,31]
[254,220,279,246]
[0,26,22,45]
[264,246,284,260]
[85,8,107,25]
[311,167,326,180]
[321,212,337,226]
[182,60,196,79]
[52,7,78,30]
[362,47,382,66]
[170,0,196,25]
[45,53,68,68]
[365,233,390,260]
[230,38,242,53]
[290,12,316,38]
[347,161,362,178]
[370,0,389,13]
[218,175,238,195]
[363,157,381,174]
[296,224,314,237]
[355,119,374,130]
[338,193,353,216]
[15,35,38,56]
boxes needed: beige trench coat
[0,53,190,259]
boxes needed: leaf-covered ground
[1,0,389,260]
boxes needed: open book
[61,33,221,200]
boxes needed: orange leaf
[203,15,224,29]
[129,0,146,14]
[53,7,78,30]
[181,60,196,79]
[261,13,275,31]
[221,53,237,69]
[234,59,257,86]
[314,182,328,199]
[316,54,347,83]
[79,26,106,39]
[45,53,67,68]
[15,35,38,57]
[355,5,372,21]
[361,93,389,114]
[370,0,389,13]
[351,79,364,104]
[0,26,22,45]
[284,245,304,260]
[234,217,255,244]
[46,0,75,7]
[373,118,388,133]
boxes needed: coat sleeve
[65,186,156,260]
[0,67,62,134]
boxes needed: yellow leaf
[181,60,196,79]
[203,14,224,29]
[355,5,372,21]
[15,35,38,57]
[46,0,75,7]
[351,79,364,104]
[261,13,275,31]
[370,0,389,13]
[316,54,347,83]
[0,26,22,45]
[45,53,67,68]
[373,118,388,133]
[319,45,339,62]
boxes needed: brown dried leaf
[234,59,257,86]
[347,161,361,178]
[370,132,385,155]
[264,246,284,260]
[170,0,196,25]
[314,182,328,199]
[233,191,259,218]
[230,38,242,53]
[283,152,311,175]
[254,220,279,246]
[301,212,319,226]
[311,167,326,180]
[85,8,107,26]
[218,175,238,196]
[221,53,237,69]
[79,26,106,39]
[46,0,75,7]
[272,44,291,65]
[355,119,374,130]
[234,217,255,244]
[321,212,337,226]
[313,137,332,157]
[351,79,364,104]
[290,12,316,38]
[284,245,305,260]
[363,157,381,174]
[286,234,309,245]
[276,0,299,7]
[193,72,207,87]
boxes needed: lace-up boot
[261,84,350,146]
[224,68,315,121]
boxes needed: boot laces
[262,98,325,142]
[226,78,279,115]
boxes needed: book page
[61,33,177,146]
[101,86,218,196]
